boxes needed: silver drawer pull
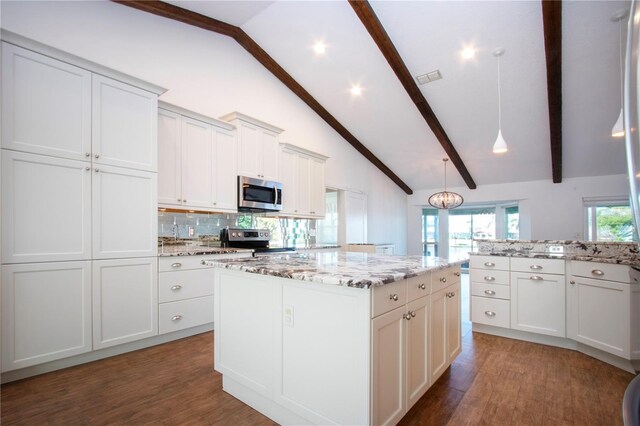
[592,269,604,276]
[484,276,495,281]
[171,285,182,291]
[530,265,543,270]
[530,276,543,281]
[419,283,426,290]
[171,262,182,268]
[171,315,183,321]
[484,290,496,296]
[570,280,576,285]
[484,262,495,267]
[484,311,496,317]
[440,277,447,283]
[389,294,399,301]
[454,272,461,277]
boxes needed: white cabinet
[470,255,511,328]
[2,261,92,372]
[220,112,282,182]
[1,43,91,161]
[405,295,431,409]
[279,143,327,218]
[91,75,157,172]
[92,258,158,349]
[447,283,462,362]
[376,245,396,255]
[430,281,461,383]
[567,261,639,359]
[510,258,565,338]
[158,103,237,212]
[2,151,92,264]
[92,165,157,259]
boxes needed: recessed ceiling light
[461,47,476,60]
[350,85,362,96]
[313,41,326,55]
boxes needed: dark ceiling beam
[542,0,562,183]
[113,0,413,195]
[348,0,477,190]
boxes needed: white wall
[1,0,408,253]
[407,174,629,255]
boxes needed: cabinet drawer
[471,282,510,300]
[510,257,564,275]
[159,256,212,272]
[431,268,457,293]
[159,295,214,334]
[470,269,510,286]
[159,268,214,303]
[469,255,509,271]
[407,273,431,301]
[372,280,407,318]
[471,296,510,328]
[570,261,630,283]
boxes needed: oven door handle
[274,186,279,206]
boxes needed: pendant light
[493,47,508,154]
[611,10,628,138]
[428,158,464,209]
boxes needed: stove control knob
[231,232,236,237]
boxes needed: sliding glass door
[448,208,496,259]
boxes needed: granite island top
[158,245,252,257]
[205,252,468,288]
[470,251,640,266]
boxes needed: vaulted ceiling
[121,1,630,193]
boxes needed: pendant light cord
[619,19,624,111]
[444,160,447,191]
[497,54,502,130]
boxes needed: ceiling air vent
[416,70,442,85]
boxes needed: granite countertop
[469,251,640,266]
[205,252,468,288]
[296,245,341,250]
[158,245,253,257]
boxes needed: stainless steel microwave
[237,176,283,212]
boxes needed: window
[317,190,338,245]
[585,200,634,242]
[449,207,496,259]
[422,209,439,256]
[505,206,519,240]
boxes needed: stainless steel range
[219,228,296,255]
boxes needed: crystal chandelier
[428,158,464,209]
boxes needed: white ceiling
[163,0,630,191]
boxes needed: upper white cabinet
[92,75,157,172]
[158,103,237,213]
[279,143,327,218]
[220,112,282,182]
[2,151,92,264]
[1,43,91,161]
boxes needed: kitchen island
[206,252,466,426]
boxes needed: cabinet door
[92,75,157,172]
[406,296,430,410]
[429,287,448,383]
[237,122,260,178]
[92,165,157,259]
[92,258,158,349]
[279,148,298,215]
[511,272,565,337]
[447,283,462,362]
[345,191,367,244]
[157,109,182,206]
[310,157,325,217]
[1,43,91,161]
[2,151,92,263]
[180,117,212,209]
[296,154,311,215]
[372,307,406,426]
[567,276,630,358]
[261,129,280,181]
[212,127,238,211]
[2,261,92,372]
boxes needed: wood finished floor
[1,331,636,425]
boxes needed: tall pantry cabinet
[0,34,166,372]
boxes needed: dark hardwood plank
[542,0,563,183]
[112,0,413,195]
[348,0,477,190]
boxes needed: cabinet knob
[94,154,100,159]
[94,168,100,173]
[484,276,495,281]
[484,262,495,267]
[183,199,187,203]
[484,311,496,317]
[171,285,182,291]
[419,283,426,290]
[403,313,411,321]
[389,294,399,301]
[440,277,447,283]
[454,272,461,277]
[570,280,576,285]
[213,202,217,205]
[85,166,91,171]
[177,198,182,202]
[85,152,91,157]
[530,265,543,270]
[530,275,543,281]
[171,262,182,268]
[592,269,604,276]
[171,315,183,321]
[410,311,416,318]
[484,290,496,296]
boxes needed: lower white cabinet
[406,296,431,410]
[159,296,214,335]
[510,272,565,337]
[430,281,461,384]
[92,257,158,349]
[1,261,92,372]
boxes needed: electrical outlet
[548,245,563,255]
[283,305,294,327]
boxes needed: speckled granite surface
[158,245,252,257]
[205,252,467,288]
[472,239,640,266]
[296,245,341,251]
